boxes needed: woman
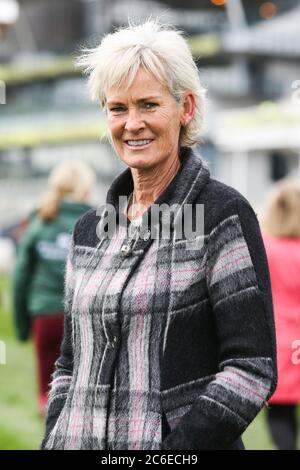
[41,20,277,450]
[261,181,300,450]
[13,160,95,416]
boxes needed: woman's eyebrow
[137,95,161,102]
[107,101,125,106]
[107,95,162,106]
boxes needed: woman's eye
[110,107,126,113]
[144,102,157,109]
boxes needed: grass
[0,274,298,450]
[0,275,44,450]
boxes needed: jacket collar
[106,147,210,223]
[103,147,210,253]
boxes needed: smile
[125,139,154,148]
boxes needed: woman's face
[105,67,193,170]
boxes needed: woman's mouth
[124,139,154,149]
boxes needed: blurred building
[215,2,300,206]
[0,0,122,226]
[1,0,300,230]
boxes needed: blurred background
[0,0,300,450]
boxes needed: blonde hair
[76,19,206,147]
[261,180,300,238]
[39,160,95,221]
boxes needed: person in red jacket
[262,180,300,450]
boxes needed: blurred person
[0,214,31,247]
[261,181,300,450]
[41,20,277,450]
[12,160,95,417]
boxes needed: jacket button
[108,336,117,348]
[142,230,151,241]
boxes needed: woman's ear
[180,92,195,126]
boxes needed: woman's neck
[128,154,181,220]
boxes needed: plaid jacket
[41,148,277,450]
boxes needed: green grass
[0,275,44,450]
[0,274,299,450]
[243,408,276,450]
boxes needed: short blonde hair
[261,180,300,238]
[39,160,95,221]
[76,19,206,147]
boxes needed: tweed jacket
[41,148,277,450]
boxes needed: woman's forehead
[105,68,170,103]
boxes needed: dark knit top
[41,148,277,450]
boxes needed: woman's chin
[122,152,157,169]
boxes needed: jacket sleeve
[40,234,75,450]
[161,197,278,450]
[12,223,37,341]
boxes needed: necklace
[126,191,143,237]
[127,191,139,221]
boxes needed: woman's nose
[124,109,145,132]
